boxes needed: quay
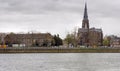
[0,47,120,53]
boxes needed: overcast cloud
[0,0,120,38]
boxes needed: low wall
[0,47,120,53]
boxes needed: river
[0,53,120,71]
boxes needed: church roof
[78,28,88,33]
[78,27,102,33]
[90,28,102,32]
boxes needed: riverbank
[0,47,120,53]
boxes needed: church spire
[83,2,88,20]
[82,2,89,29]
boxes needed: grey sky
[0,0,120,38]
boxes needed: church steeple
[82,2,89,29]
[83,2,88,20]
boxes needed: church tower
[82,3,89,29]
[78,2,103,47]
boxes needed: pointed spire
[83,2,88,20]
[82,1,89,29]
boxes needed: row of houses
[0,33,54,47]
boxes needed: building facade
[110,38,120,48]
[77,3,103,47]
[107,35,120,48]
[0,33,6,44]
[4,33,54,47]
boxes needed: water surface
[0,53,120,71]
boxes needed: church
[77,3,103,47]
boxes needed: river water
[0,53,120,71]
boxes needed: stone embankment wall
[0,47,120,53]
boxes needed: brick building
[4,33,54,47]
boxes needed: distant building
[111,38,120,47]
[77,3,103,47]
[0,33,6,44]
[4,33,54,47]
[108,35,120,48]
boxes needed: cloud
[0,0,83,14]
[0,0,120,38]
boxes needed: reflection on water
[0,53,120,71]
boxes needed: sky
[0,0,120,38]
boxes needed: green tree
[103,38,110,46]
[64,33,78,47]
[64,33,73,45]
[53,34,63,46]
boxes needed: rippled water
[0,53,120,71]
